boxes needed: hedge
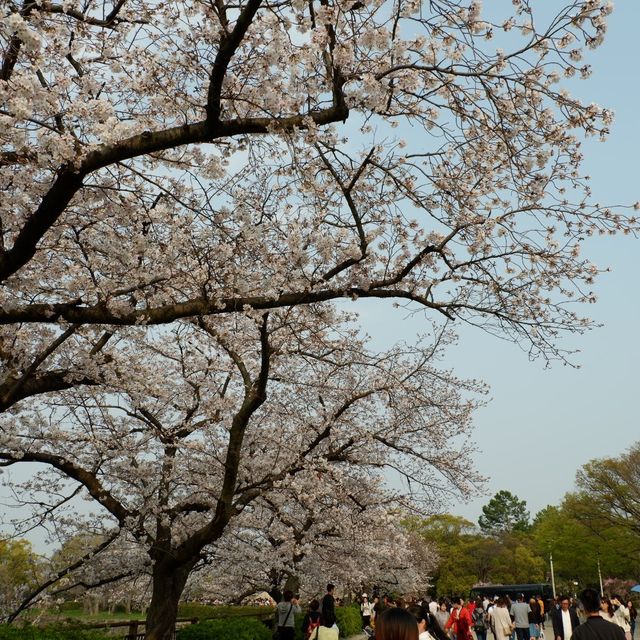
[0,627,109,640]
[176,617,272,640]
[294,606,362,639]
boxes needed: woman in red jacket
[445,598,473,640]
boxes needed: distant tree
[568,442,640,541]
[404,514,501,595]
[489,534,546,584]
[531,504,638,585]
[0,539,43,619]
[479,491,530,536]
[554,443,640,577]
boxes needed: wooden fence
[83,609,275,639]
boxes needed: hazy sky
[356,1,640,526]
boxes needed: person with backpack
[310,610,340,640]
[303,600,322,640]
[472,597,489,640]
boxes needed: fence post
[128,620,139,638]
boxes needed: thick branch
[169,314,271,566]
[207,0,263,122]
[0,280,451,325]
[0,451,131,526]
[0,105,348,284]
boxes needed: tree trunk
[283,573,300,596]
[145,561,195,640]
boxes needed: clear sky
[354,1,640,526]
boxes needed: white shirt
[561,609,573,639]
[429,601,439,616]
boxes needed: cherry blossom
[0,0,636,638]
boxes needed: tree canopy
[478,490,531,536]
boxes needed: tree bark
[145,560,195,640]
[283,573,300,596]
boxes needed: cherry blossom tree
[0,312,481,637]
[183,471,437,603]
[0,0,637,637]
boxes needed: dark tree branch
[0,451,131,527]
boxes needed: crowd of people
[275,585,637,640]
[276,583,341,640]
[360,590,637,640]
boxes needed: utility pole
[550,552,557,599]
[597,554,604,596]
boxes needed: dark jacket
[321,593,335,619]
[551,606,581,640]
[571,616,625,640]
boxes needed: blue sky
[355,1,640,526]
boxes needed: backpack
[473,607,487,630]
[305,615,321,639]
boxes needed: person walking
[445,597,472,640]
[626,601,636,640]
[572,589,624,640]
[529,597,542,640]
[303,599,322,640]
[309,611,340,640]
[472,598,488,640]
[537,596,546,632]
[511,594,532,640]
[435,602,450,632]
[602,598,618,624]
[321,583,336,622]
[490,597,516,640]
[551,595,580,640]
[610,596,632,640]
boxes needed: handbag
[502,623,515,636]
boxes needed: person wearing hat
[362,593,374,629]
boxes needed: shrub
[335,606,362,638]
[293,613,304,640]
[176,617,272,640]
